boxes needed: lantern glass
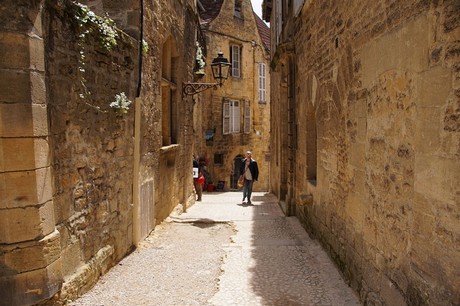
[211,52,231,86]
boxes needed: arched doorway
[231,155,244,189]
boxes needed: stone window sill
[160,144,180,154]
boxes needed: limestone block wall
[1,0,198,304]
[75,0,141,38]
[269,0,459,304]
[0,1,62,305]
[140,0,198,221]
[43,1,138,301]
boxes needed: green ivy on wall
[71,1,132,114]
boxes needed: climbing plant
[195,41,206,76]
[142,39,149,55]
[110,92,132,113]
[74,2,118,51]
[71,1,131,114]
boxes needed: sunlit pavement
[173,191,361,306]
[71,191,361,305]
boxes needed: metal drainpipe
[133,0,144,245]
[136,0,144,97]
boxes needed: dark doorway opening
[231,155,244,189]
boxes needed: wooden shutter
[223,99,230,134]
[231,45,240,78]
[258,63,266,102]
[232,100,240,133]
[244,100,250,134]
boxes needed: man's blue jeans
[242,179,254,202]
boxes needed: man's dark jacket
[240,158,259,181]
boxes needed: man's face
[246,153,251,159]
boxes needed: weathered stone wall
[45,0,138,301]
[1,0,199,304]
[270,0,459,304]
[76,0,141,38]
[198,0,271,191]
[140,0,198,221]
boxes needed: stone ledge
[160,144,180,153]
[0,200,55,243]
[54,245,115,303]
[0,229,61,275]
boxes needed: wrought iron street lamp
[182,52,231,97]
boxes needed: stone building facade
[0,0,199,305]
[194,0,271,192]
[263,0,459,305]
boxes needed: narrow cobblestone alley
[70,192,360,306]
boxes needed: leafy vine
[72,2,131,114]
[195,41,206,76]
[142,39,149,55]
[110,92,132,113]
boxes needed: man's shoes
[247,200,252,205]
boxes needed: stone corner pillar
[0,2,62,305]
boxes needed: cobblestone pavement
[70,192,361,306]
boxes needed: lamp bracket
[182,82,218,97]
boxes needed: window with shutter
[223,100,230,134]
[223,99,241,134]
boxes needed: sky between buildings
[251,0,268,25]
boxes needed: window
[306,101,317,185]
[214,154,224,165]
[230,45,241,78]
[161,36,178,146]
[223,99,240,134]
[258,63,266,102]
[234,0,242,18]
[244,100,250,134]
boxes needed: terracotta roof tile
[254,13,270,52]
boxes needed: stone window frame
[161,36,179,146]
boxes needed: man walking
[240,151,259,204]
